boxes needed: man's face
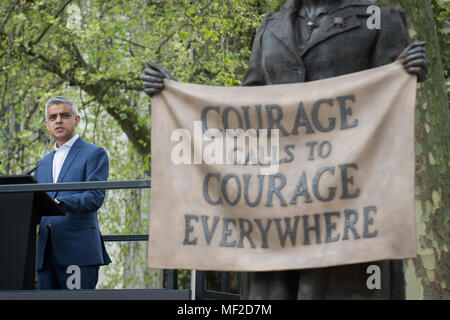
[45,103,80,147]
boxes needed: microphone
[23,138,51,175]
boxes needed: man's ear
[75,115,81,127]
[44,119,49,131]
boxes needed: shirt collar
[54,133,80,151]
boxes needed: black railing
[0,180,150,193]
[0,179,240,300]
[103,234,149,242]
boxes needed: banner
[148,61,417,271]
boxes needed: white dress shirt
[52,133,79,183]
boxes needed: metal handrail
[0,181,152,243]
[0,178,240,299]
[103,234,149,242]
[0,180,151,193]
[1,180,152,242]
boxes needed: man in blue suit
[34,96,111,290]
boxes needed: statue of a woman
[142,0,427,299]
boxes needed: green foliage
[430,0,449,81]
[0,0,285,289]
[428,0,450,104]
[1,0,287,164]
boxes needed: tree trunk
[377,0,449,299]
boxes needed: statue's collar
[269,0,373,59]
[283,0,376,14]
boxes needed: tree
[0,0,285,290]
[377,0,450,300]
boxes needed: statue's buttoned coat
[243,0,409,85]
[241,0,410,300]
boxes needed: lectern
[0,175,63,290]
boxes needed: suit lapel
[267,7,303,67]
[41,151,56,198]
[46,152,55,183]
[301,8,362,57]
[267,3,365,65]
[57,137,83,183]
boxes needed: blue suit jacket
[34,137,111,271]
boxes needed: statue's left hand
[397,41,428,82]
[142,62,177,97]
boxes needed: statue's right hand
[142,62,177,97]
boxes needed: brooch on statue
[327,16,348,31]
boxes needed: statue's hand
[142,62,177,97]
[396,41,428,83]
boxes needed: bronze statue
[142,0,427,299]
